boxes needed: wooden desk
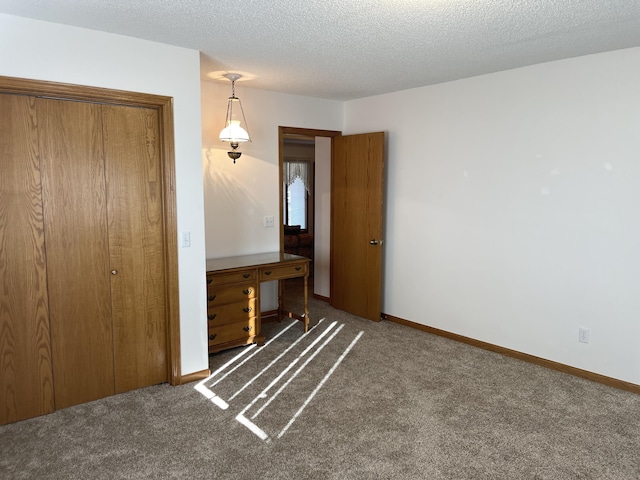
[205,252,310,354]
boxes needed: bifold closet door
[102,104,167,393]
[1,92,169,421]
[0,94,54,424]
[38,98,116,409]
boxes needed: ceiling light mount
[219,73,251,163]
[224,73,242,84]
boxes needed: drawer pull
[264,270,272,276]
[207,278,212,284]
[295,266,302,271]
[243,326,253,332]
[208,333,217,341]
[208,314,217,320]
[243,273,250,278]
[243,307,253,313]
[208,295,216,302]
[243,288,253,295]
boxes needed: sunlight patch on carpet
[194,319,363,442]
[228,319,329,401]
[278,331,364,438]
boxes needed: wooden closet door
[38,98,115,409]
[0,94,54,424]
[102,104,167,393]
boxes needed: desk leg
[303,274,310,333]
[277,279,283,320]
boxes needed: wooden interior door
[38,98,116,409]
[0,94,55,424]
[331,132,385,321]
[103,104,167,393]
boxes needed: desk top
[206,252,309,273]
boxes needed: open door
[331,132,385,321]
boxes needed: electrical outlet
[263,215,275,228]
[578,327,590,344]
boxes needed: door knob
[111,270,118,275]
[369,240,379,245]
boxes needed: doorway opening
[278,127,340,302]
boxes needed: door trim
[0,76,181,386]
[278,126,340,253]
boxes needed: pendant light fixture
[219,73,250,163]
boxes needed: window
[286,176,307,229]
[283,159,313,231]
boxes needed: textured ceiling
[2,0,640,100]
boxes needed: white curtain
[284,157,311,192]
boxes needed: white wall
[314,137,332,298]
[201,82,342,308]
[201,82,342,256]
[0,14,208,376]
[344,47,640,385]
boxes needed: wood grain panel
[331,133,385,321]
[1,75,181,389]
[208,317,258,346]
[177,369,210,385]
[0,75,177,109]
[207,270,256,286]
[207,283,256,306]
[38,98,115,409]
[260,262,308,281]
[102,104,167,393]
[207,299,257,326]
[0,94,54,424]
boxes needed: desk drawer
[207,284,256,306]
[260,262,308,281]
[208,318,258,346]
[207,269,256,286]
[207,298,256,325]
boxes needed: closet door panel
[103,105,167,393]
[38,98,115,409]
[0,94,54,424]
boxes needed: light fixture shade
[219,73,251,163]
[219,119,249,143]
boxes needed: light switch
[181,231,191,247]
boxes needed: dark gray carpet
[1,281,639,479]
